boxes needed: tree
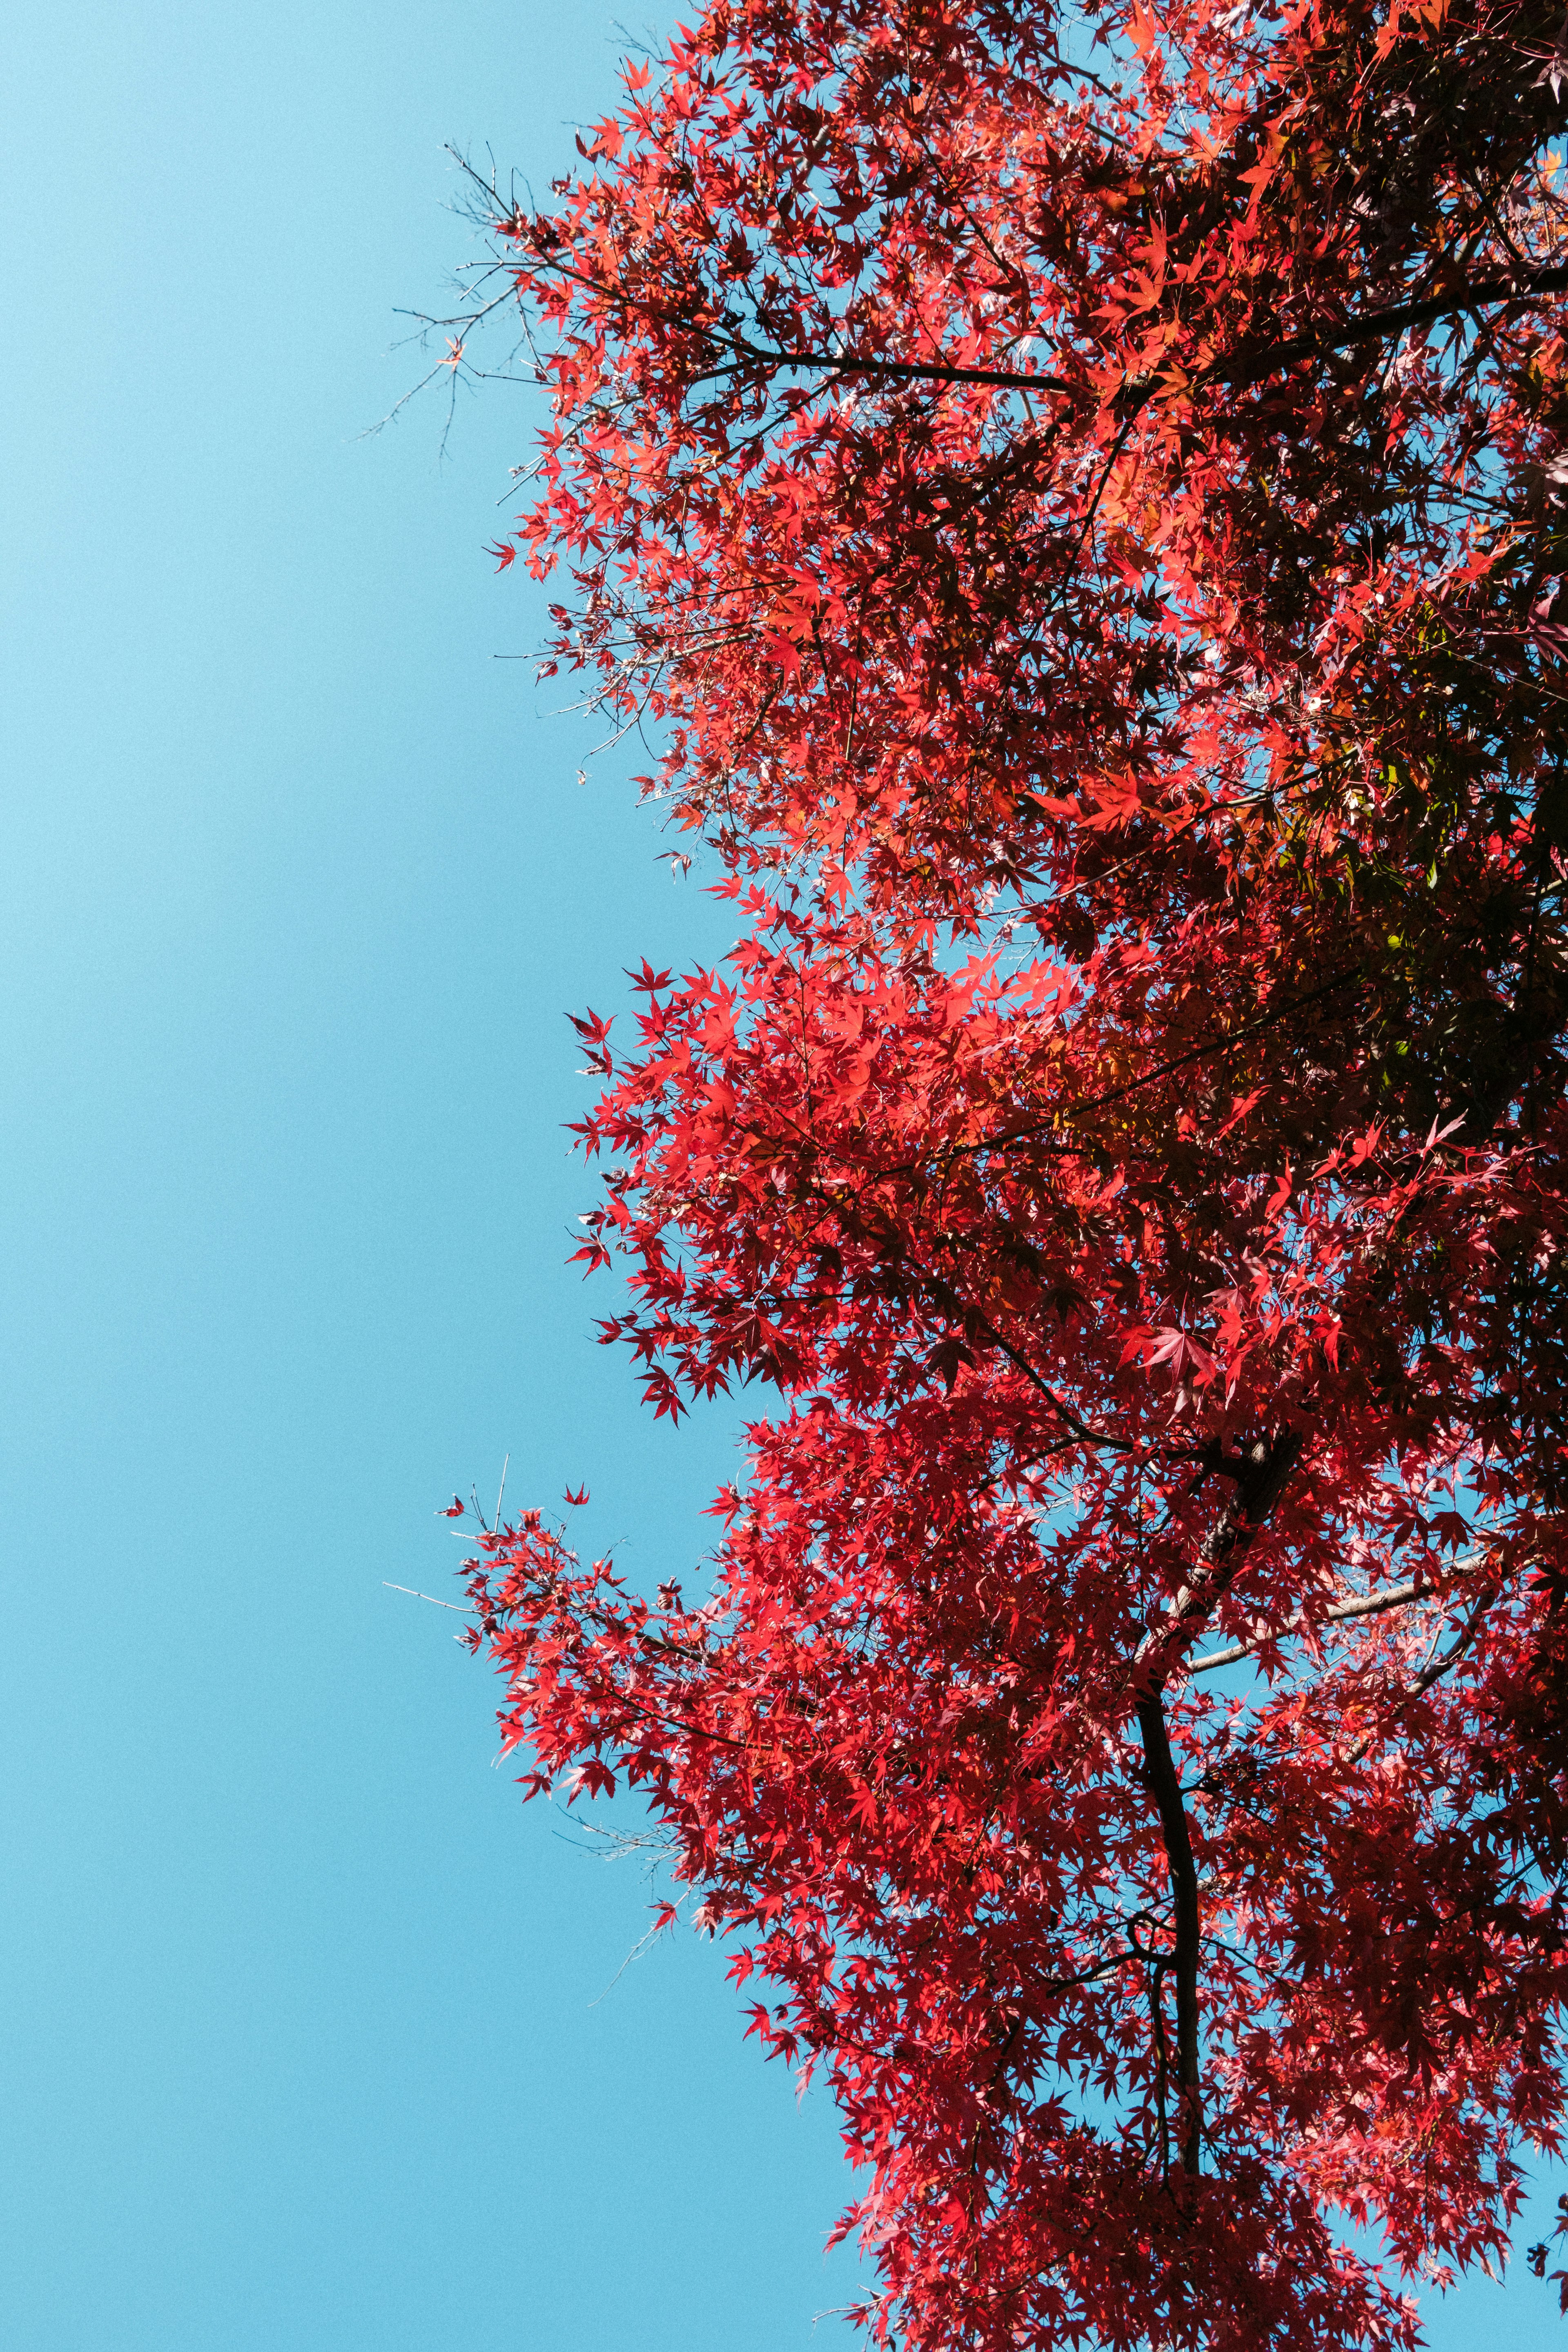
[441,0,1568,2343]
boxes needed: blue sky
[0,4,1561,2347]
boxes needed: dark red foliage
[441,1,1568,2342]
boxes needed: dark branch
[1137,1690,1203,2174]
[1208,263,1568,387]
[727,338,1073,396]
[701,265,1568,410]
[1134,1429,1306,1695]
[1036,969,1361,1136]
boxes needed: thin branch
[1186,1576,1435,1674]
[715,336,1074,397]
[680,264,1568,414]
[1342,1581,1501,1764]
[1207,262,1568,389]
[384,1580,475,1614]
[986,967,1363,1150]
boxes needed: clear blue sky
[0,5,1559,2347]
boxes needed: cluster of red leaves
[447,0,1568,2344]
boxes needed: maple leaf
[1143,1325,1219,1388]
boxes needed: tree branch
[1007,968,1363,1145]
[701,264,1568,411]
[1341,1581,1500,1765]
[1134,1429,1305,1694]
[1120,1433,1304,2176]
[1136,1690,1203,2173]
[1186,1575,1434,1674]
[1208,262,1568,387]
[725,336,1073,396]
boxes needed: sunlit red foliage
[440,0,1568,2342]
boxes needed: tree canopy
[443,1,1568,2342]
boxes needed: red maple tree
[439,0,1568,2342]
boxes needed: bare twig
[383,1580,475,1614]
